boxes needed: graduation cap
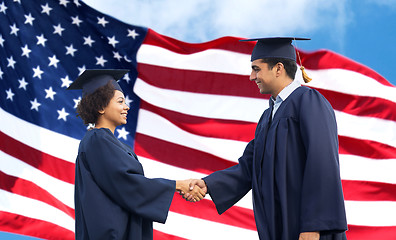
[67,69,129,96]
[240,37,312,83]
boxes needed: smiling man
[190,37,348,240]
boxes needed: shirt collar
[272,80,301,103]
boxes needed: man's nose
[250,70,256,81]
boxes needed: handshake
[176,179,207,202]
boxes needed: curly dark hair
[76,81,115,125]
[261,58,297,80]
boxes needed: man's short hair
[261,58,297,80]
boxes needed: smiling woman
[66,69,206,240]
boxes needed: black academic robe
[204,86,348,240]
[74,128,175,240]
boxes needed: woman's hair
[76,81,115,125]
[261,58,297,80]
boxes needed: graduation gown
[203,86,347,240]
[74,128,175,240]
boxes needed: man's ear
[275,62,284,76]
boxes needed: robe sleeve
[298,89,347,233]
[203,139,254,214]
[83,129,175,223]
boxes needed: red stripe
[154,230,188,240]
[339,136,396,160]
[141,101,256,142]
[135,133,236,175]
[317,87,396,122]
[342,180,396,201]
[0,211,74,240]
[170,193,256,231]
[346,225,396,240]
[144,28,254,55]
[137,64,396,122]
[138,63,265,99]
[141,100,396,159]
[0,131,75,184]
[300,49,393,87]
[0,171,75,219]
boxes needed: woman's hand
[176,179,206,202]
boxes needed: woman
[68,69,205,240]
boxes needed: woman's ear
[98,109,105,115]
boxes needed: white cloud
[83,0,350,43]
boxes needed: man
[189,38,347,240]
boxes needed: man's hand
[176,179,206,202]
[184,179,207,202]
[299,232,320,240]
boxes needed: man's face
[250,59,277,95]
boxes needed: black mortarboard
[67,69,129,96]
[240,37,310,62]
[240,37,312,82]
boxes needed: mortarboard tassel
[293,37,312,83]
[300,66,312,83]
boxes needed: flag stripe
[141,101,256,142]
[340,154,396,184]
[143,29,254,55]
[138,63,262,98]
[0,171,74,218]
[0,211,74,240]
[135,78,396,149]
[169,194,256,231]
[344,200,396,226]
[153,230,188,240]
[136,109,247,162]
[335,111,396,148]
[154,211,258,240]
[346,225,396,240]
[342,180,396,201]
[339,136,396,160]
[0,190,74,232]
[135,133,235,175]
[318,88,396,122]
[0,108,79,163]
[134,77,267,122]
[0,131,75,184]
[0,150,74,209]
[307,69,396,103]
[300,50,393,87]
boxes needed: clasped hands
[176,179,207,202]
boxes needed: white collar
[275,80,301,102]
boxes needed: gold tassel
[300,66,312,83]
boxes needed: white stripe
[138,44,251,75]
[340,154,396,184]
[134,78,268,122]
[138,44,396,103]
[345,200,396,227]
[0,150,74,208]
[136,109,248,163]
[135,78,396,148]
[336,110,396,148]
[154,211,258,240]
[0,107,80,163]
[306,68,396,103]
[138,155,253,210]
[0,189,75,232]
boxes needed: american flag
[0,0,395,239]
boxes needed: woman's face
[99,90,129,127]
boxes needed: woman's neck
[94,121,115,134]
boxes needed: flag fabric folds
[1,0,396,240]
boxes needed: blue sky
[1,0,395,239]
[80,0,396,85]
